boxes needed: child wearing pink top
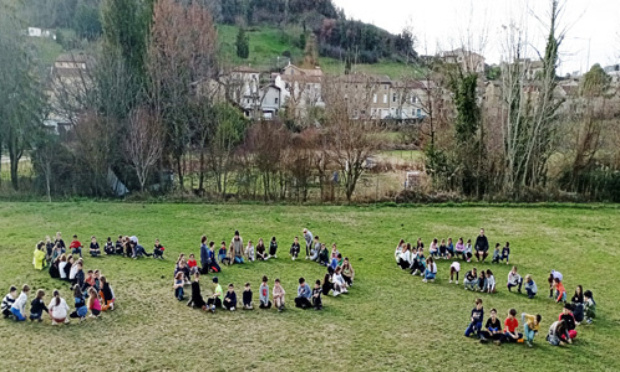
[88,288,102,318]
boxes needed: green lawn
[0,202,619,371]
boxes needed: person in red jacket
[69,235,82,258]
[558,303,577,341]
[554,278,567,303]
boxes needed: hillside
[218,24,424,79]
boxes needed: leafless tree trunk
[124,108,164,192]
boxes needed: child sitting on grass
[584,290,596,324]
[290,237,301,261]
[507,266,523,293]
[319,244,330,266]
[429,238,439,258]
[524,275,537,299]
[464,268,478,291]
[464,298,484,338]
[269,236,278,259]
[312,280,322,311]
[256,238,267,261]
[479,308,503,343]
[115,236,124,255]
[491,243,501,264]
[90,236,101,257]
[464,239,473,263]
[498,309,522,344]
[69,285,87,322]
[45,236,54,264]
[422,257,437,283]
[29,289,48,322]
[558,304,577,340]
[224,284,237,311]
[10,285,30,322]
[2,286,17,318]
[87,288,101,318]
[219,241,231,265]
[243,283,253,310]
[99,276,115,311]
[187,254,199,276]
[33,242,46,270]
[188,272,206,310]
[208,242,221,273]
[104,237,114,255]
[207,277,223,313]
[273,278,285,312]
[70,235,82,258]
[245,240,255,262]
[521,313,542,347]
[485,270,496,293]
[438,239,448,259]
[295,278,312,309]
[259,276,271,309]
[174,272,184,301]
[153,239,165,259]
[411,248,426,276]
[478,271,487,292]
[48,290,70,325]
[547,320,570,346]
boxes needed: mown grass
[0,202,619,371]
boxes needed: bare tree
[124,108,164,192]
[148,0,218,190]
[322,75,383,201]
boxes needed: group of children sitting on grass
[5,261,116,324]
[33,232,166,268]
[463,290,596,348]
[394,229,598,347]
[395,229,510,265]
[173,229,356,313]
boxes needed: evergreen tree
[236,27,250,59]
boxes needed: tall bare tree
[322,75,382,201]
[124,108,164,192]
[148,0,218,190]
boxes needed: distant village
[45,41,620,132]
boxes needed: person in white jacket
[10,285,30,321]
[394,239,405,263]
[48,290,70,325]
[397,244,413,270]
[485,269,496,293]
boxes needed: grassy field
[0,202,619,371]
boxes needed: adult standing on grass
[231,230,244,264]
[475,229,489,262]
[200,235,209,274]
[303,228,313,260]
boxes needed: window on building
[383,94,387,103]
[275,97,279,104]
[392,93,397,103]
[373,94,377,103]
[417,109,422,117]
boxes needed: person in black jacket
[224,284,237,311]
[475,228,489,262]
[187,273,206,310]
[479,309,503,343]
[29,290,49,322]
